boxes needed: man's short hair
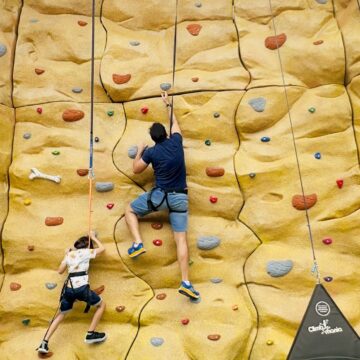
[74,236,91,249]
[149,123,167,143]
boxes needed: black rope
[89,0,95,177]
[267,0,320,283]
[170,0,178,131]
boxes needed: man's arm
[161,91,181,136]
[90,231,105,255]
[133,143,149,174]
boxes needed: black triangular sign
[287,284,360,360]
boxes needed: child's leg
[44,312,66,341]
[88,301,106,332]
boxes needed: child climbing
[37,231,107,355]
[125,91,200,301]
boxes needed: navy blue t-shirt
[142,133,187,190]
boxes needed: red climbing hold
[38,351,54,358]
[336,179,344,189]
[265,33,287,50]
[209,195,218,204]
[28,245,35,251]
[313,40,324,45]
[45,217,64,226]
[141,106,149,114]
[107,203,114,209]
[186,23,202,36]
[156,293,167,300]
[93,285,105,295]
[181,318,190,325]
[37,107,42,114]
[153,239,163,246]
[78,20,88,26]
[292,194,317,210]
[10,282,21,291]
[62,109,85,122]
[112,74,131,84]
[151,223,163,230]
[192,77,199,82]
[206,167,225,177]
[77,169,88,176]
[35,68,45,75]
[322,238,332,245]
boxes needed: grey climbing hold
[72,87,83,94]
[30,19,39,23]
[45,282,57,290]
[160,83,171,91]
[314,152,321,159]
[190,296,201,304]
[266,260,293,277]
[150,337,164,347]
[197,236,221,250]
[248,97,266,112]
[261,136,270,142]
[23,133,31,140]
[96,182,114,192]
[128,145,138,159]
[195,2,202,7]
[22,319,30,326]
[210,278,223,284]
[249,173,256,178]
[0,44,7,57]
[129,41,140,46]
[213,112,220,118]
[316,0,327,4]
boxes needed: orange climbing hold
[192,77,199,82]
[45,217,64,226]
[28,245,35,251]
[62,109,84,122]
[208,334,221,341]
[35,68,45,75]
[93,285,105,295]
[38,352,53,358]
[186,23,202,36]
[206,167,225,177]
[112,73,131,84]
[116,306,125,312]
[313,40,324,45]
[77,20,87,26]
[292,194,317,210]
[265,33,287,50]
[76,169,88,176]
[10,282,21,291]
[156,293,167,300]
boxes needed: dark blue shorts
[60,285,102,313]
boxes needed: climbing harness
[268,0,320,283]
[147,188,188,213]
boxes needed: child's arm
[57,248,70,274]
[90,231,105,255]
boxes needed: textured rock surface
[0,1,360,360]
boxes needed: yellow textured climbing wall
[0,1,359,360]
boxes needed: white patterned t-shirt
[64,249,96,288]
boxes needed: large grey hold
[160,83,171,91]
[316,0,327,3]
[210,278,223,284]
[248,97,266,112]
[96,182,114,192]
[129,41,140,46]
[150,337,164,347]
[0,44,7,57]
[195,1,202,7]
[72,87,83,93]
[266,260,293,277]
[197,236,221,250]
[128,145,138,159]
[45,282,57,290]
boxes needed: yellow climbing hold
[266,340,274,346]
[24,199,32,206]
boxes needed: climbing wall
[0,1,359,359]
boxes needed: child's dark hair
[149,122,167,143]
[74,236,93,249]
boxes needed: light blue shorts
[130,188,188,232]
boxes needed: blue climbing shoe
[178,281,200,300]
[128,242,146,258]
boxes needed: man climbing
[125,91,200,301]
[37,231,107,354]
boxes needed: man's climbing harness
[147,188,188,213]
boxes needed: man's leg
[125,204,143,244]
[88,301,106,332]
[173,231,189,282]
[44,312,66,341]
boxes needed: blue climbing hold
[96,182,114,192]
[248,97,266,112]
[266,260,293,277]
[314,152,321,159]
[22,319,30,326]
[160,83,171,91]
[316,0,327,4]
[210,278,223,284]
[197,236,220,250]
[150,337,164,347]
[45,282,57,290]
[0,44,7,57]
[261,137,270,143]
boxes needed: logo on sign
[315,301,330,317]
[308,319,343,335]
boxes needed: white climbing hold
[29,168,61,184]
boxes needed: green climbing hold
[205,139,211,146]
[308,107,316,113]
[52,150,60,155]
[107,110,114,117]
[22,319,30,326]
[189,259,194,266]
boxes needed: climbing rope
[267,0,321,283]
[88,0,96,247]
[169,0,179,130]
